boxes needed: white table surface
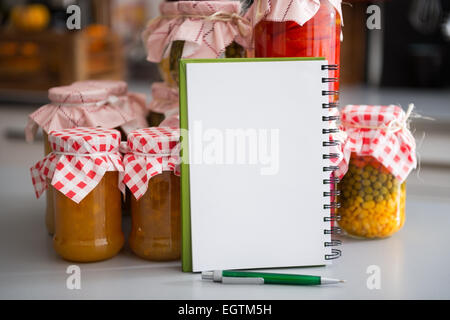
[1,165,450,300]
[2,86,450,300]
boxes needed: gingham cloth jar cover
[25,80,148,142]
[142,1,252,62]
[147,82,180,120]
[30,127,124,204]
[120,127,181,200]
[335,105,417,183]
[159,109,180,128]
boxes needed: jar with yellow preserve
[26,82,147,234]
[30,127,125,262]
[336,104,417,239]
[121,127,181,261]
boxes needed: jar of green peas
[336,104,416,239]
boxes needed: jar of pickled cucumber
[144,0,249,126]
[121,127,181,261]
[168,38,245,86]
[144,1,249,79]
[30,127,125,262]
[336,104,417,239]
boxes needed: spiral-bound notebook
[179,58,341,272]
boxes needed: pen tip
[340,280,346,283]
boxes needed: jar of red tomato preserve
[250,0,342,101]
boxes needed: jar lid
[48,85,109,104]
[142,0,250,62]
[30,127,124,203]
[48,127,121,154]
[246,0,343,28]
[127,127,180,155]
[341,105,405,130]
[148,82,179,114]
[337,105,417,183]
[121,127,181,200]
[73,80,128,97]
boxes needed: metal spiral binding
[322,64,339,70]
[323,153,340,159]
[324,240,342,247]
[323,102,339,109]
[323,115,340,122]
[322,90,339,96]
[322,64,341,261]
[323,128,340,134]
[325,249,342,260]
[324,227,341,235]
[324,214,341,222]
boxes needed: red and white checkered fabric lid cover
[120,127,181,200]
[25,81,148,142]
[336,105,416,182]
[30,127,124,203]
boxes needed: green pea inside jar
[338,153,406,239]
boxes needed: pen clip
[221,277,264,285]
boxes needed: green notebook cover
[179,57,326,272]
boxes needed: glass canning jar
[53,171,124,262]
[129,171,181,260]
[122,127,181,261]
[338,153,406,239]
[30,127,126,262]
[254,1,341,102]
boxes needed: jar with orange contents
[26,82,147,235]
[121,127,181,261]
[30,127,125,262]
[336,104,417,239]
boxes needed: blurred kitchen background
[0,0,449,202]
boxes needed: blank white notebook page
[186,60,331,272]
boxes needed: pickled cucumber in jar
[168,40,246,86]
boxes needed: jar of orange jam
[336,104,417,239]
[53,171,123,262]
[26,82,147,235]
[30,127,125,262]
[122,127,181,261]
[130,171,180,260]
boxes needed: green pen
[201,270,345,286]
